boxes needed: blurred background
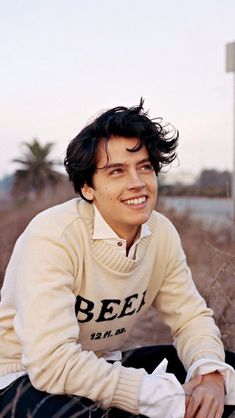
[1,0,235,177]
[0,0,234,350]
[1,0,235,216]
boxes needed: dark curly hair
[64,98,179,202]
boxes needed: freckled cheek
[104,185,111,194]
[102,186,114,201]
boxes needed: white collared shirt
[93,204,151,260]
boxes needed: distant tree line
[0,138,232,201]
[159,169,231,197]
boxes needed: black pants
[0,345,234,418]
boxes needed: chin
[130,214,150,225]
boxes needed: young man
[0,100,234,417]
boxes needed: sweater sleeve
[153,221,225,371]
[12,229,144,414]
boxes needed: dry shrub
[0,191,235,352]
[166,207,235,351]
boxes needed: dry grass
[0,189,235,351]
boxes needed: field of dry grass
[0,188,234,352]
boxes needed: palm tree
[12,138,63,199]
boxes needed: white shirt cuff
[139,359,185,418]
[186,358,235,405]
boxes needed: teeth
[125,197,146,205]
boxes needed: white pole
[233,72,235,224]
[225,42,235,233]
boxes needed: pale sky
[0,0,235,179]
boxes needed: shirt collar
[92,204,151,241]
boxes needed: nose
[127,170,145,190]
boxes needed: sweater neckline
[78,200,158,274]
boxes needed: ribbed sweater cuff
[110,367,145,414]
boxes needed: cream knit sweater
[0,199,224,414]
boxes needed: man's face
[82,136,158,241]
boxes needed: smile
[124,196,146,206]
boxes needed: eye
[139,163,153,172]
[110,168,123,175]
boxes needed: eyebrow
[99,158,151,171]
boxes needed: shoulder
[8,199,90,269]
[147,210,185,261]
[149,209,180,238]
[22,198,85,240]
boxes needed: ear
[81,184,95,201]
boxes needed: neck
[125,227,141,254]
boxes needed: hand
[183,375,203,410]
[183,371,225,418]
